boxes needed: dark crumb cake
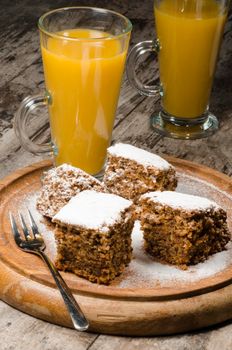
[103,143,177,201]
[52,190,134,284]
[136,191,231,267]
[36,164,105,218]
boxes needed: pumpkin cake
[136,191,230,267]
[36,163,105,218]
[103,143,177,201]
[52,190,134,284]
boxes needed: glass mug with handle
[14,7,132,175]
[127,0,230,139]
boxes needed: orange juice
[154,0,227,118]
[41,29,128,174]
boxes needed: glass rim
[38,6,132,41]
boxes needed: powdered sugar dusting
[177,172,232,205]
[118,221,232,288]
[53,190,132,232]
[36,163,105,218]
[107,143,172,170]
[15,169,232,290]
[142,190,220,211]
[41,163,102,189]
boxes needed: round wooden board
[0,158,232,336]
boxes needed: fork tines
[9,210,43,244]
[28,209,40,238]
[9,212,22,245]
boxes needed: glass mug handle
[127,39,161,97]
[14,94,51,154]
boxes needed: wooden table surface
[0,0,232,349]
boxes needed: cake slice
[36,164,105,218]
[136,191,230,267]
[103,143,177,201]
[52,190,134,284]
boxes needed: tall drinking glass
[14,7,132,175]
[127,0,229,139]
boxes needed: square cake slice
[103,143,177,201]
[36,164,106,218]
[52,190,134,284]
[136,191,230,267]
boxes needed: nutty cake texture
[36,164,105,218]
[52,190,134,284]
[136,191,230,267]
[103,143,177,201]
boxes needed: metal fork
[9,210,89,332]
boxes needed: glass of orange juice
[127,0,229,139]
[14,7,132,175]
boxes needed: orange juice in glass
[14,8,132,175]
[127,0,229,139]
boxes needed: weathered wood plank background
[0,0,232,349]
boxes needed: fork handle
[37,251,89,331]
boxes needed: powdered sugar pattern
[53,190,132,231]
[36,163,105,218]
[118,221,232,288]
[20,169,232,289]
[142,190,220,211]
[107,143,172,170]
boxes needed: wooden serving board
[0,158,232,336]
